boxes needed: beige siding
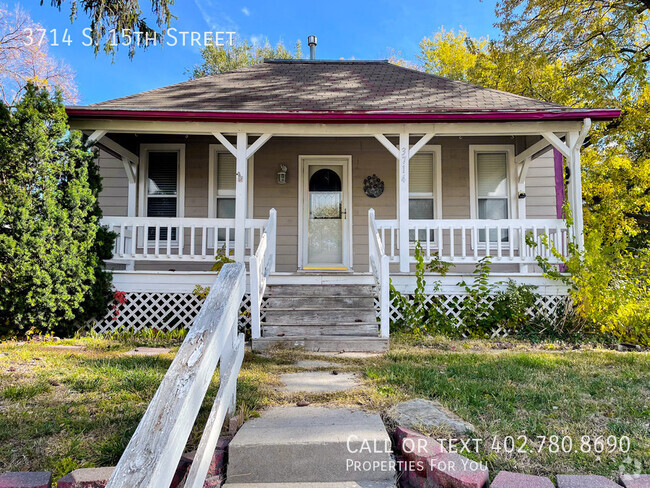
[184,142,209,218]
[98,150,128,217]
[525,148,558,218]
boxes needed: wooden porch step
[263,324,379,337]
[259,284,382,352]
[264,309,376,325]
[265,297,374,309]
[252,336,389,353]
[265,285,375,297]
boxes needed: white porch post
[121,157,137,218]
[398,133,410,273]
[234,132,248,262]
[213,132,272,262]
[566,131,585,251]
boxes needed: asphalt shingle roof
[82,60,572,114]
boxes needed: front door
[300,157,351,270]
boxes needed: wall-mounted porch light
[277,164,287,184]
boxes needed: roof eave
[65,108,621,123]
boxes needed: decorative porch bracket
[540,118,591,251]
[374,132,435,272]
[213,132,273,261]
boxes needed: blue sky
[15,0,501,105]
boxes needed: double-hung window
[409,152,438,242]
[146,150,180,241]
[475,151,510,243]
[214,152,236,242]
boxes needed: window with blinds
[146,151,179,240]
[409,152,436,242]
[476,152,509,242]
[216,152,236,241]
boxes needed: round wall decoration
[363,174,384,198]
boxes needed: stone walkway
[279,371,360,393]
[225,406,395,485]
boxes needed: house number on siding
[400,146,408,183]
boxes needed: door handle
[341,209,347,219]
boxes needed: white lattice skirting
[88,292,255,334]
[91,290,567,337]
[380,292,570,338]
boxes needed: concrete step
[263,324,378,337]
[252,336,389,353]
[226,407,395,484]
[264,309,377,325]
[265,296,374,309]
[265,285,375,297]
[225,482,396,487]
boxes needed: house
[66,58,619,351]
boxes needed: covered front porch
[72,119,588,341]
[83,121,587,272]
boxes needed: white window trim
[401,145,442,246]
[208,144,254,220]
[138,143,186,219]
[468,144,517,220]
[396,144,443,221]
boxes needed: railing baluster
[131,224,137,257]
[473,226,478,260]
[449,226,455,260]
[119,224,125,258]
[190,226,196,257]
[155,225,160,257]
[201,226,207,258]
[426,226,431,260]
[437,226,443,258]
[167,226,172,257]
[508,226,514,260]
[544,225,550,259]
[461,226,466,259]
[496,226,502,260]
[178,224,184,257]
[485,224,490,258]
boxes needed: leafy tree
[189,38,302,78]
[0,85,113,336]
[40,0,174,56]
[0,4,77,105]
[419,29,487,82]
[496,0,650,95]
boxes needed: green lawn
[0,335,647,481]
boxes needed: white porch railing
[106,263,246,488]
[250,208,277,339]
[101,216,269,262]
[374,218,569,265]
[368,209,390,338]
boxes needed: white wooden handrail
[250,209,277,339]
[100,216,268,262]
[368,209,390,338]
[375,218,569,265]
[106,263,246,488]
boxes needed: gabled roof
[67,60,619,122]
